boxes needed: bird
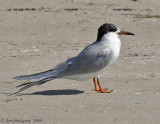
[13,23,134,94]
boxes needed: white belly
[62,71,101,81]
[61,59,115,81]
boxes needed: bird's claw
[94,88,113,93]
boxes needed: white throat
[101,32,121,59]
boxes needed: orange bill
[118,30,135,35]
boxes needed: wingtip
[13,76,18,80]
[13,76,26,80]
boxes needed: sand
[0,0,160,124]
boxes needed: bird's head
[97,23,135,41]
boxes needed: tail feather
[12,77,54,95]
[13,69,54,80]
[12,62,68,95]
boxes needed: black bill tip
[118,30,135,35]
[126,32,135,35]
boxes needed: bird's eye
[109,28,117,32]
[109,25,117,32]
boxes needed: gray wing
[57,42,113,76]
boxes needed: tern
[13,23,134,94]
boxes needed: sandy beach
[0,0,160,124]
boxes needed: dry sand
[0,0,160,124]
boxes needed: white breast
[101,32,121,62]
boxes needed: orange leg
[93,78,113,93]
[93,78,98,91]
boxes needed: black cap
[97,23,117,41]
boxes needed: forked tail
[12,77,55,95]
[12,69,59,95]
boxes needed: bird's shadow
[18,89,84,96]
